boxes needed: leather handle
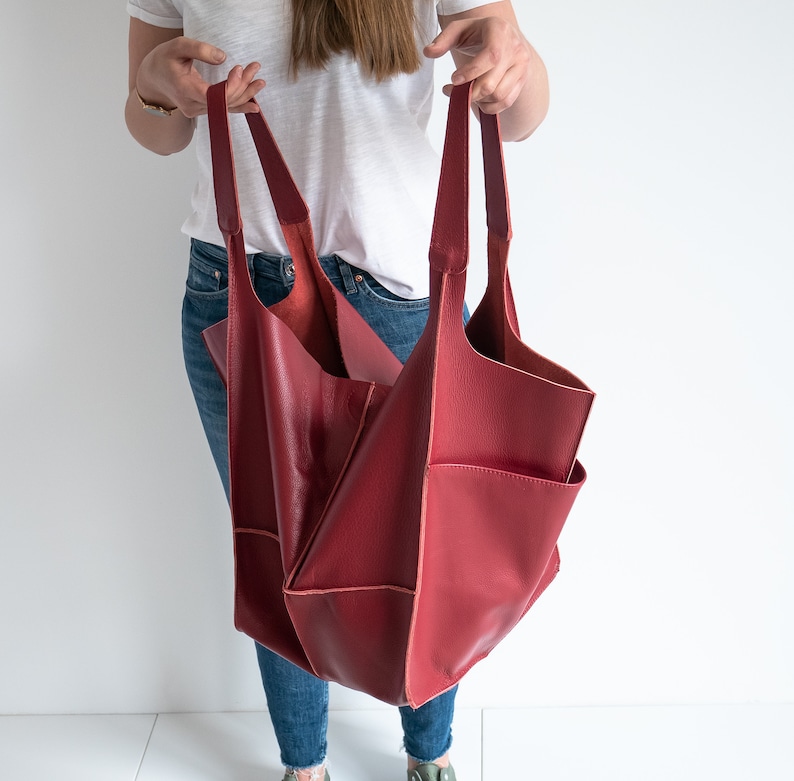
[207,82,309,237]
[208,79,511,270]
[207,82,242,236]
[481,105,512,243]
[429,82,511,275]
[244,110,309,225]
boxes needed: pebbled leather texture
[202,80,594,708]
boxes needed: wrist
[125,88,195,156]
[134,62,178,115]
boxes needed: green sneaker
[408,763,456,781]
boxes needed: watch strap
[136,88,176,117]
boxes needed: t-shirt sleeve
[436,0,489,15]
[127,0,183,29]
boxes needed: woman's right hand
[135,36,266,118]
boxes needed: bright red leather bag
[202,80,594,708]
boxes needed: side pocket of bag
[406,462,586,705]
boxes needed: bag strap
[480,97,512,244]
[206,82,405,383]
[209,79,511,279]
[430,81,511,275]
[207,82,311,237]
[206,83,241,237]
[206,82,347,377]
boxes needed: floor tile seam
[133,713,159,781]
[479,708,485,781]
[480,701,794,716]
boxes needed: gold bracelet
[136,88,176,117]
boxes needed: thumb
[423,24,460,59]
[173,36,227,65]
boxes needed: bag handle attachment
[208,79,511,286]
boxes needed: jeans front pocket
[185,239,229,299]
[355,271,431,311]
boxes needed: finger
[226,63,259,91]
[225,62,265,114]
[448,21,529,89]
[440,59,524,115]
[226,63,264,106]
[225,63,244,91]
[225,64,250,105]
[237,61,264,98]
[450,39,510,89]
[471,62,526,113]
[241,61,262,81]
[474,74,523,115]
[232,100,262,115]
[423,19,475,60]
[171,36,226,66]
[229,80,267,113]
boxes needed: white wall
[0,1,791,715]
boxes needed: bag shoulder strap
[430,81,511,275]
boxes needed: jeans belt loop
[336,257,358,295]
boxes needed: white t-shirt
[128,0,484,298]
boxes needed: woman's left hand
[424,15,532,115]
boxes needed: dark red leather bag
[202,80,594,708]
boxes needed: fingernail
[452,73,465,85]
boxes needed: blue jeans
[181,239,457,771]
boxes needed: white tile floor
[0,704,791,780]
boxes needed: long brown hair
[290,0,421,82]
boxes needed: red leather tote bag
[202,80,594,708]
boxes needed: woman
[125,2,548,779]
